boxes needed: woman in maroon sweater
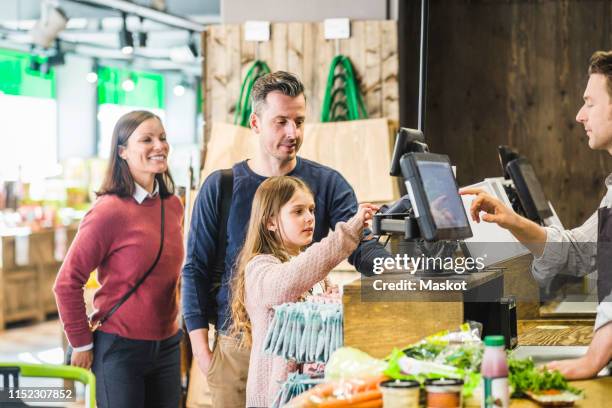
[54,110,184,408]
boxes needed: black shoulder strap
[216,168,234,264]
[207,169,234,326]
[95,198,165,328]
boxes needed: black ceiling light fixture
[169,31,198,63]
[86,58,99,84]
[28,40,65,75]
[187,31,197,57]
[137,16,147,48]
[29,44,42,71]
[29,57,41,72]
[46,39,65,66]
[119,12,134,55]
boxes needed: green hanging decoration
[321,55,368,122]
[234,60,271,127]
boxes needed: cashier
[461,50,612,380]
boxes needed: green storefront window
[0,48,55,98]
[97,66,164,109]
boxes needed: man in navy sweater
[182,71,390,407]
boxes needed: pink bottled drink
[481,335,509,408]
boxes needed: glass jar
[380,379,420,408]
[425,378,463,408]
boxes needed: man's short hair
[251,71,305,116]
[588,51,612,99]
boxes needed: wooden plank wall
[422,0,612,227]
[201,20,399,142]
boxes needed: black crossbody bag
[64,198,165,364]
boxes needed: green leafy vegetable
[443,345,483,371]
[508,357,583,397]
[402,341,446,360]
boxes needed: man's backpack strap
[208,168,234,325]
[217,168,234,265]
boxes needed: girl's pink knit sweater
[244,217,362,407]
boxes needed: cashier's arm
[545,322,612,380]
[459,188,547,257]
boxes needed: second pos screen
[416,161,469,229]
[518,161,550,215]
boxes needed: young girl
[230,176,377,407]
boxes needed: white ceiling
[0,0,220,21]
[0,0,221,74]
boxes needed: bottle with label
[481,335,509,408]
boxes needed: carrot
[347,390,382,403]
[316,390,382,407]
[540,389,562,395]
[347,375,387,392]
[310,383,336,398]
[350,400,383,408]
[292,375,388,408]
[313,399,351,408]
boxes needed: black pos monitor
[498,146,552,223]
[400,153,473,241]
[506,157,553,222]
[375,127,472,242]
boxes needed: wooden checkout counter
[342,254,611,407]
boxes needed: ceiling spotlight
[173,76,191,97]
[30,2,68,49]
[119,13,134,55]
[122,76,135,92]
[46,53,64,66]
[188,31,198,57]
[46,39,65,66]
[29,57,41,72]
[86,60,99,84]
[138,31,147,48]
[137,16,147,48]
[86,71,98,84]
[173,83,186,97]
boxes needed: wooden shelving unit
[0,227,77,331]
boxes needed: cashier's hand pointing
[459,188,518,229]
[71,350,93,369]
[460,187,548,256]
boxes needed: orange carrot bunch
[285,375,387,407]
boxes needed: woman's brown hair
[97,110,175,198]
[229,176,313,347]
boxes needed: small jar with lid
[380,379,420,408]
[425,378,463,408]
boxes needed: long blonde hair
[230,176,313,347]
